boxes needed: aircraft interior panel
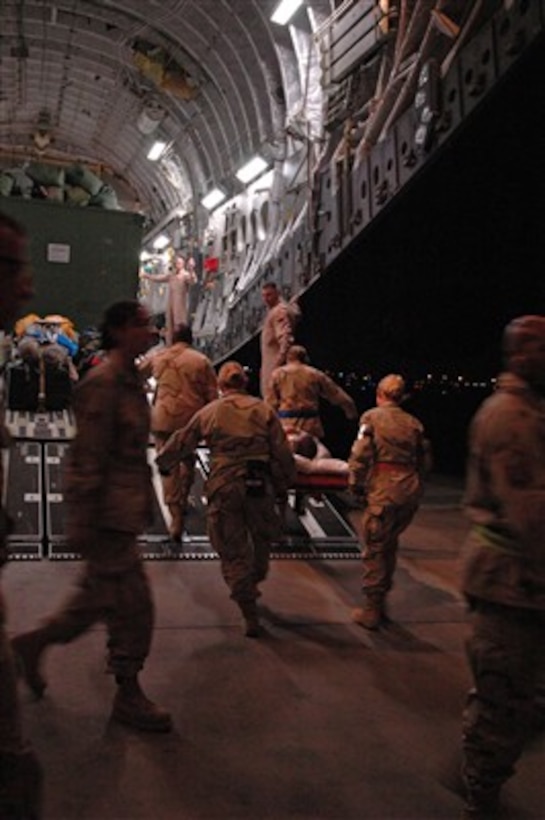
[459,22,498,119]
[494,2,543,78]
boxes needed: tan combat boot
[111,677,172,733]
[239,600,260,638]
[11,631,49,699]
[351,597,383,630]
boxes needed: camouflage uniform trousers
[462,600,545,803]
[359,501,418,597]
[206,480,282,604]
[154,432,195,510]
[0,590,23,754]
[40,532,154,678]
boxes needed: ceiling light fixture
[201,187,226,210]
[235,155,268,184]
[270,0,304,25]
[147,140,167,161]
[152,234,170,250]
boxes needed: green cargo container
[0,198,144,330]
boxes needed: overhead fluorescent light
[147,140,167,161]
[248,169,274,192]
[235,155,268,184]
[201,187,226,210]
[270,0,304,25]
[152,234,170,250]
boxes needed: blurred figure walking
[460,315,545,819]
[12,300,172,734]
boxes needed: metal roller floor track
[4,410,361,561]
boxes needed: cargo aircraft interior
[1,0,543,557]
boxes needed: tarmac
[4,476,544,820]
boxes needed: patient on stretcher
[288,432,348,491]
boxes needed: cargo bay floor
[4,477,544,820]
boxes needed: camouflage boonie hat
[218,360,248,389]
[378,374,406,403]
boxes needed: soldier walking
[459,315,545,819]
[348,374,431,629]
[140,322,218,541]
[12,301,172,733]
[157,361,295,637]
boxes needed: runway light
[152,234,170,250]
[147,140,167,161]
[201,187,226,210]
[270,0,304,25]
[236,155,268,184]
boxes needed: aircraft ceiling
[0,0,517,245]
[0,0,335,228]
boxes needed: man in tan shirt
[140,255,197,346]
[348,374,431,630]
[140,323,218,540]
[260,282,300,397]
[266,345,358,440]
[157,361,295,637]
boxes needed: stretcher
[293,471,349,494]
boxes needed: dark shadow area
[235,39,545,476]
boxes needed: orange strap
[374,462,413,472]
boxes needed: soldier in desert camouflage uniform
[12,300,172,734]
[460,315,545,820]
[157,361,295,637]
[140,255,197,346]
[266,345,358,439]
[260,282,300,398]
[140,322,218,541]
[348,374,431,630]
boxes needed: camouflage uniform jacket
[348,402,429,506]
[260,299,300,395]
[63,358,154,547]
[157,391,296,499]
[266,361,357,439]
[144,342,218,433]
[461,371,545,609]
